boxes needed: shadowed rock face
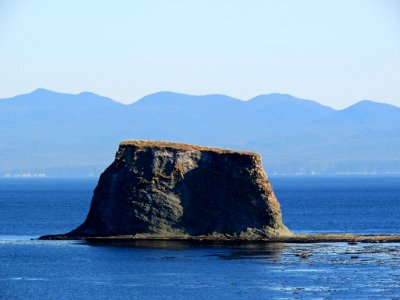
[67,141,291,239]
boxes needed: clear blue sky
[0,0,399,108]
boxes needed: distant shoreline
[2,174,400,179]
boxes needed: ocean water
[0,176,399,299]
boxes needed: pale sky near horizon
[0,0,399,108]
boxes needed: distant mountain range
[1,88,399,177]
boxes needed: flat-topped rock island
[40,141,400,243]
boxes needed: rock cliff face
[67,141,291,239]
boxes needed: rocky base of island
[39,233,400,243]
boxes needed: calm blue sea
[0,176,399,299]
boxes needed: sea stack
[60,141,292,239]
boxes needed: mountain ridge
[3,88,398,110]
[0,89,399,177]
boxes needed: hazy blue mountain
[0,89,399,176]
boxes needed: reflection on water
[81,238,400,265]
[84,239,290,261]
[83,239,288,250]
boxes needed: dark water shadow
[80,239,290,260]
[81,239,283,249]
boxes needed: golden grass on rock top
[119,140,259,157]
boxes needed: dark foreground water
[0,176,399,299]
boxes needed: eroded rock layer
[67,141,291,239]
